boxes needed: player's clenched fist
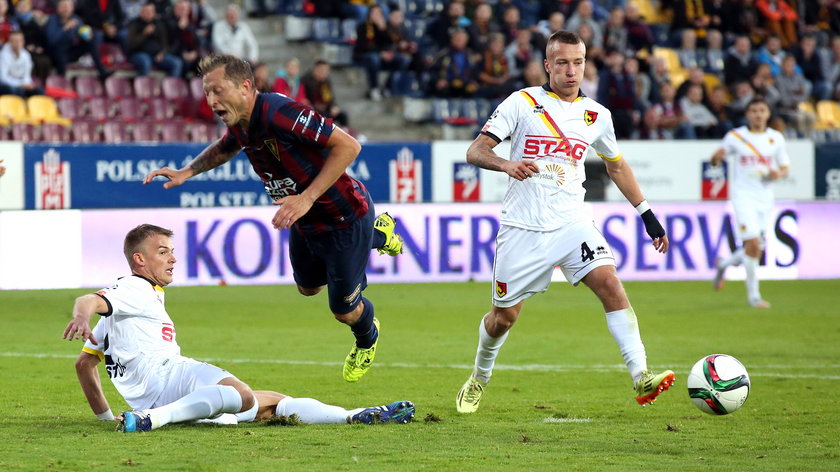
[504,160,540,181]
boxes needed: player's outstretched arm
[75,351,114,421]
[466,134,538,180]
[604,157,669,253]
[710,148,725,166]
[63,294,108,344]
[143,139,238,189]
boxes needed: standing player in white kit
[455,30,675,413]
[711,98,790,308]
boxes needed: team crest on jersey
[495,280,507,297]
[532,105,545,114]
[265,139,279,158]
[584,110,598,126]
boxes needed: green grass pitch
[1,280,838,471]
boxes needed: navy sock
[350,297,377,349]
[371,228,386,249]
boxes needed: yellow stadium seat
[702,73,721,94]
[26,95,73,127]
[670,70,689,89]
[816,100,840,129]
[652,47,683,75]
[800,102,827,130]
[0,95,38,125]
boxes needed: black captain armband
[635,200,665,240]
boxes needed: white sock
[605,307,648,384]
[146,385,242,429]
[275,397,351,424]
[234,401,259,423]
[193,413,238,425]
[744,255,761,302]
[720,247,745,268]
[473,315,509,384]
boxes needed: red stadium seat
[134,76,162,100]
[189,76,204,101]
[11,122,39,141]
[42,123,72,142]
[161,121,189,142]
[148,97,175,120]
[189,122,219,143]
[71,120,101,142]
[56,97,85,119]
[75,76,105,99]
[88,96,114,121]
[162,77,193,116]
[131,121,159,142]
[103,121,130,143]
[116,97,143,122]
[104,75,134,99]
[45,75,72,91]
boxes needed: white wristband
[96,410,115,421]
[635,200,651,215]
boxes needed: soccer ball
[687,354,750,415]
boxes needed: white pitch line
[5,352,840,380]
[543,417,592,423]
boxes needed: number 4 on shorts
[580,242,595,262]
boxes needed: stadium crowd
[2,0,840,141]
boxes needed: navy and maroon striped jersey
[219,93,369,235]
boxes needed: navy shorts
[289,194,374,315]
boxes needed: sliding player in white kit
[63,224,414,432]
[455,30,675,413]
[710,98,789,308]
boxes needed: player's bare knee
[297,285,324,296]
[488,307,519,335]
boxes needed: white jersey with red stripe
[721,126,790,203]
[82,275,181,408]
[480,84,620,231]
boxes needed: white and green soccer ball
[687,354,751,415]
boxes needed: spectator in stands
[0,0,19,45]
[75,0,126,51]
[792,34,830,101]
[344,0,386,23]
[427,1,468,53]
[707,84,733,137]
[467,3,499,53]
[801,0,840,43]
[704,29,725,77]
[522,58,547,87]
[755,0,797,47]
[211,4,258,63]
[724,35,758,88]
[13,0,51,81]
[430,28,478,98]
[598,49,636,138]
[677,28,701,70]
[511,0,541,26]
[576,21,603,62]
[775,55,815,136]
[498,5,522,46]
[565,1,602,49]
[668,0,711,47]
[602,7,628,56]
[756,35,792,77]
[120,0,143,22]
[580,59,598,98]
[167,0,201,78]
[252,61,270,92]
[652,81,695,139]
[44,0,111,78]
[301,59,349,126]
[676,67,709,106]
[476,32,514,99]
[623,2,654,55]
[354,4,407,101]
[639,106,668,139]
[717,0,760,43]
[188,0,215,52]
[272,57,308,104]
[625,55,651,111]
[680,82,718,138]
[0,30,43,97]
[126,2,182,77]
[535,11,564,44]
[728,80,755,125]
[385,7,422,80]
[821,35,840,100]
[750,62,781,109]
[505,28,541,83]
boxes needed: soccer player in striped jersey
[455,31,675,413]
[64,224,415,431]
[710,98,790,308]
[143,55,403,383]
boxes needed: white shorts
[492,221,615,308]
[732,197,772,242]
[146,356,236,409]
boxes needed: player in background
[710,98,789,308]
[64,224,415,432]
[455,30,675,414]
[142,54,403,383]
